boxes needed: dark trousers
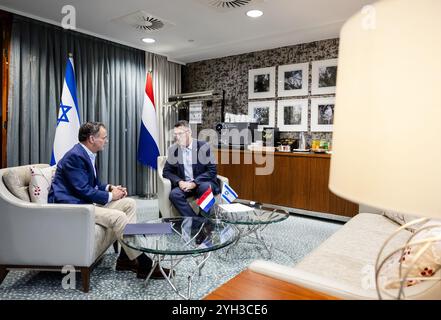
[169,181,216,217]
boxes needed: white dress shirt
[182,140,195,182]
[80,143,112,203]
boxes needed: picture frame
[277,99,308,132]
[311,58,338,95]
[248,67,276,99]
[277,63,309,97]
[248,101,275,131]
[311,97,335,132]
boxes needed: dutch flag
[138,71,160,169]
[196,186,215,213]
[221,183,238,204]
[50,56,81,165]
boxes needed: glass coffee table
[202,200,289,258]
[121,216,238,300]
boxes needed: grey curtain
[7,14,181,195]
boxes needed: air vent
[196,0,264,12]
[112,10,175,33]
[211,0,252,8]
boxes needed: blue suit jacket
[48,143,109,205]
[162,140,220,194]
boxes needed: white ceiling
[0,0,372,64]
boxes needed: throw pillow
[29,166,56,203]
[380,222,441,289]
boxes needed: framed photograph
[277,99,308,132]
[277,63,309,97]
[248,101,275,131]
[248,67,276,99]
[311,97,335,132]
[311,58,338,95]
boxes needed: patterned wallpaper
[182,38,339,148]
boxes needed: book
[123,223,172,235]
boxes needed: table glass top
[121,217,239,255]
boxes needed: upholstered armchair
[157,156,229,218]
[0,164,118,292]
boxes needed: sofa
[157,156,229,218]
[0,164,118,292]
[249,213,441,299]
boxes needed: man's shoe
[115,258,139,273]
[137,265,176,280]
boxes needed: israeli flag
[50,57,81,165]
[221,183,238,204]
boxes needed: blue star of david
[57,104,72,125]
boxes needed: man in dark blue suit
[163,120,219,217]
[49,122,168,279]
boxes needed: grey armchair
[0,164,118,292]
[157,156,229,218]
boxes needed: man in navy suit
[49,122,168,279]
[163,120,219,217]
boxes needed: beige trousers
[94,197,141,261]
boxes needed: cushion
[380,222,441,289]
[29,165,56,203]
[3,167,33,202]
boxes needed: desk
[215,149,358,217]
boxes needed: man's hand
[111,187,125,201]
[110,185,128,196]
[178,181,197,192]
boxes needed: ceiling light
[142,38,156,44]
[246,10,263,18]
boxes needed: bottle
[299,132,306,150]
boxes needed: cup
[312,139,320,150]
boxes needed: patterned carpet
[0,214,342,300]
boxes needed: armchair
[157,156,229,218]
[0,164,118,292]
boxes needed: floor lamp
[329,0,441,299]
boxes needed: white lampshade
[329,0,441,219]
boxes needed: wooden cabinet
[215,149,358,217]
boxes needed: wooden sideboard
[215,148,358,217]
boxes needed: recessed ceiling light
[246,10,263,18]
[142,38,156,44]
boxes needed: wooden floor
[204,269,338,300]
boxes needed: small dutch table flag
[196,186,216,213]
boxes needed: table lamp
[329,0,441,299]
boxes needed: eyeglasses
[173,130,189,137]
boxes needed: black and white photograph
[284,71,302,90]
[248,67,276,99]
[248,101,275,131]
[278,63,309,97]
[311,97,335,132]
[318,104,334,125]
[311,59,338,95]
[254,74,270,93]
[254,107,269,125]
[277,99,308,132]
[318,66,337,88]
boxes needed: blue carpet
[0,215,341,300]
